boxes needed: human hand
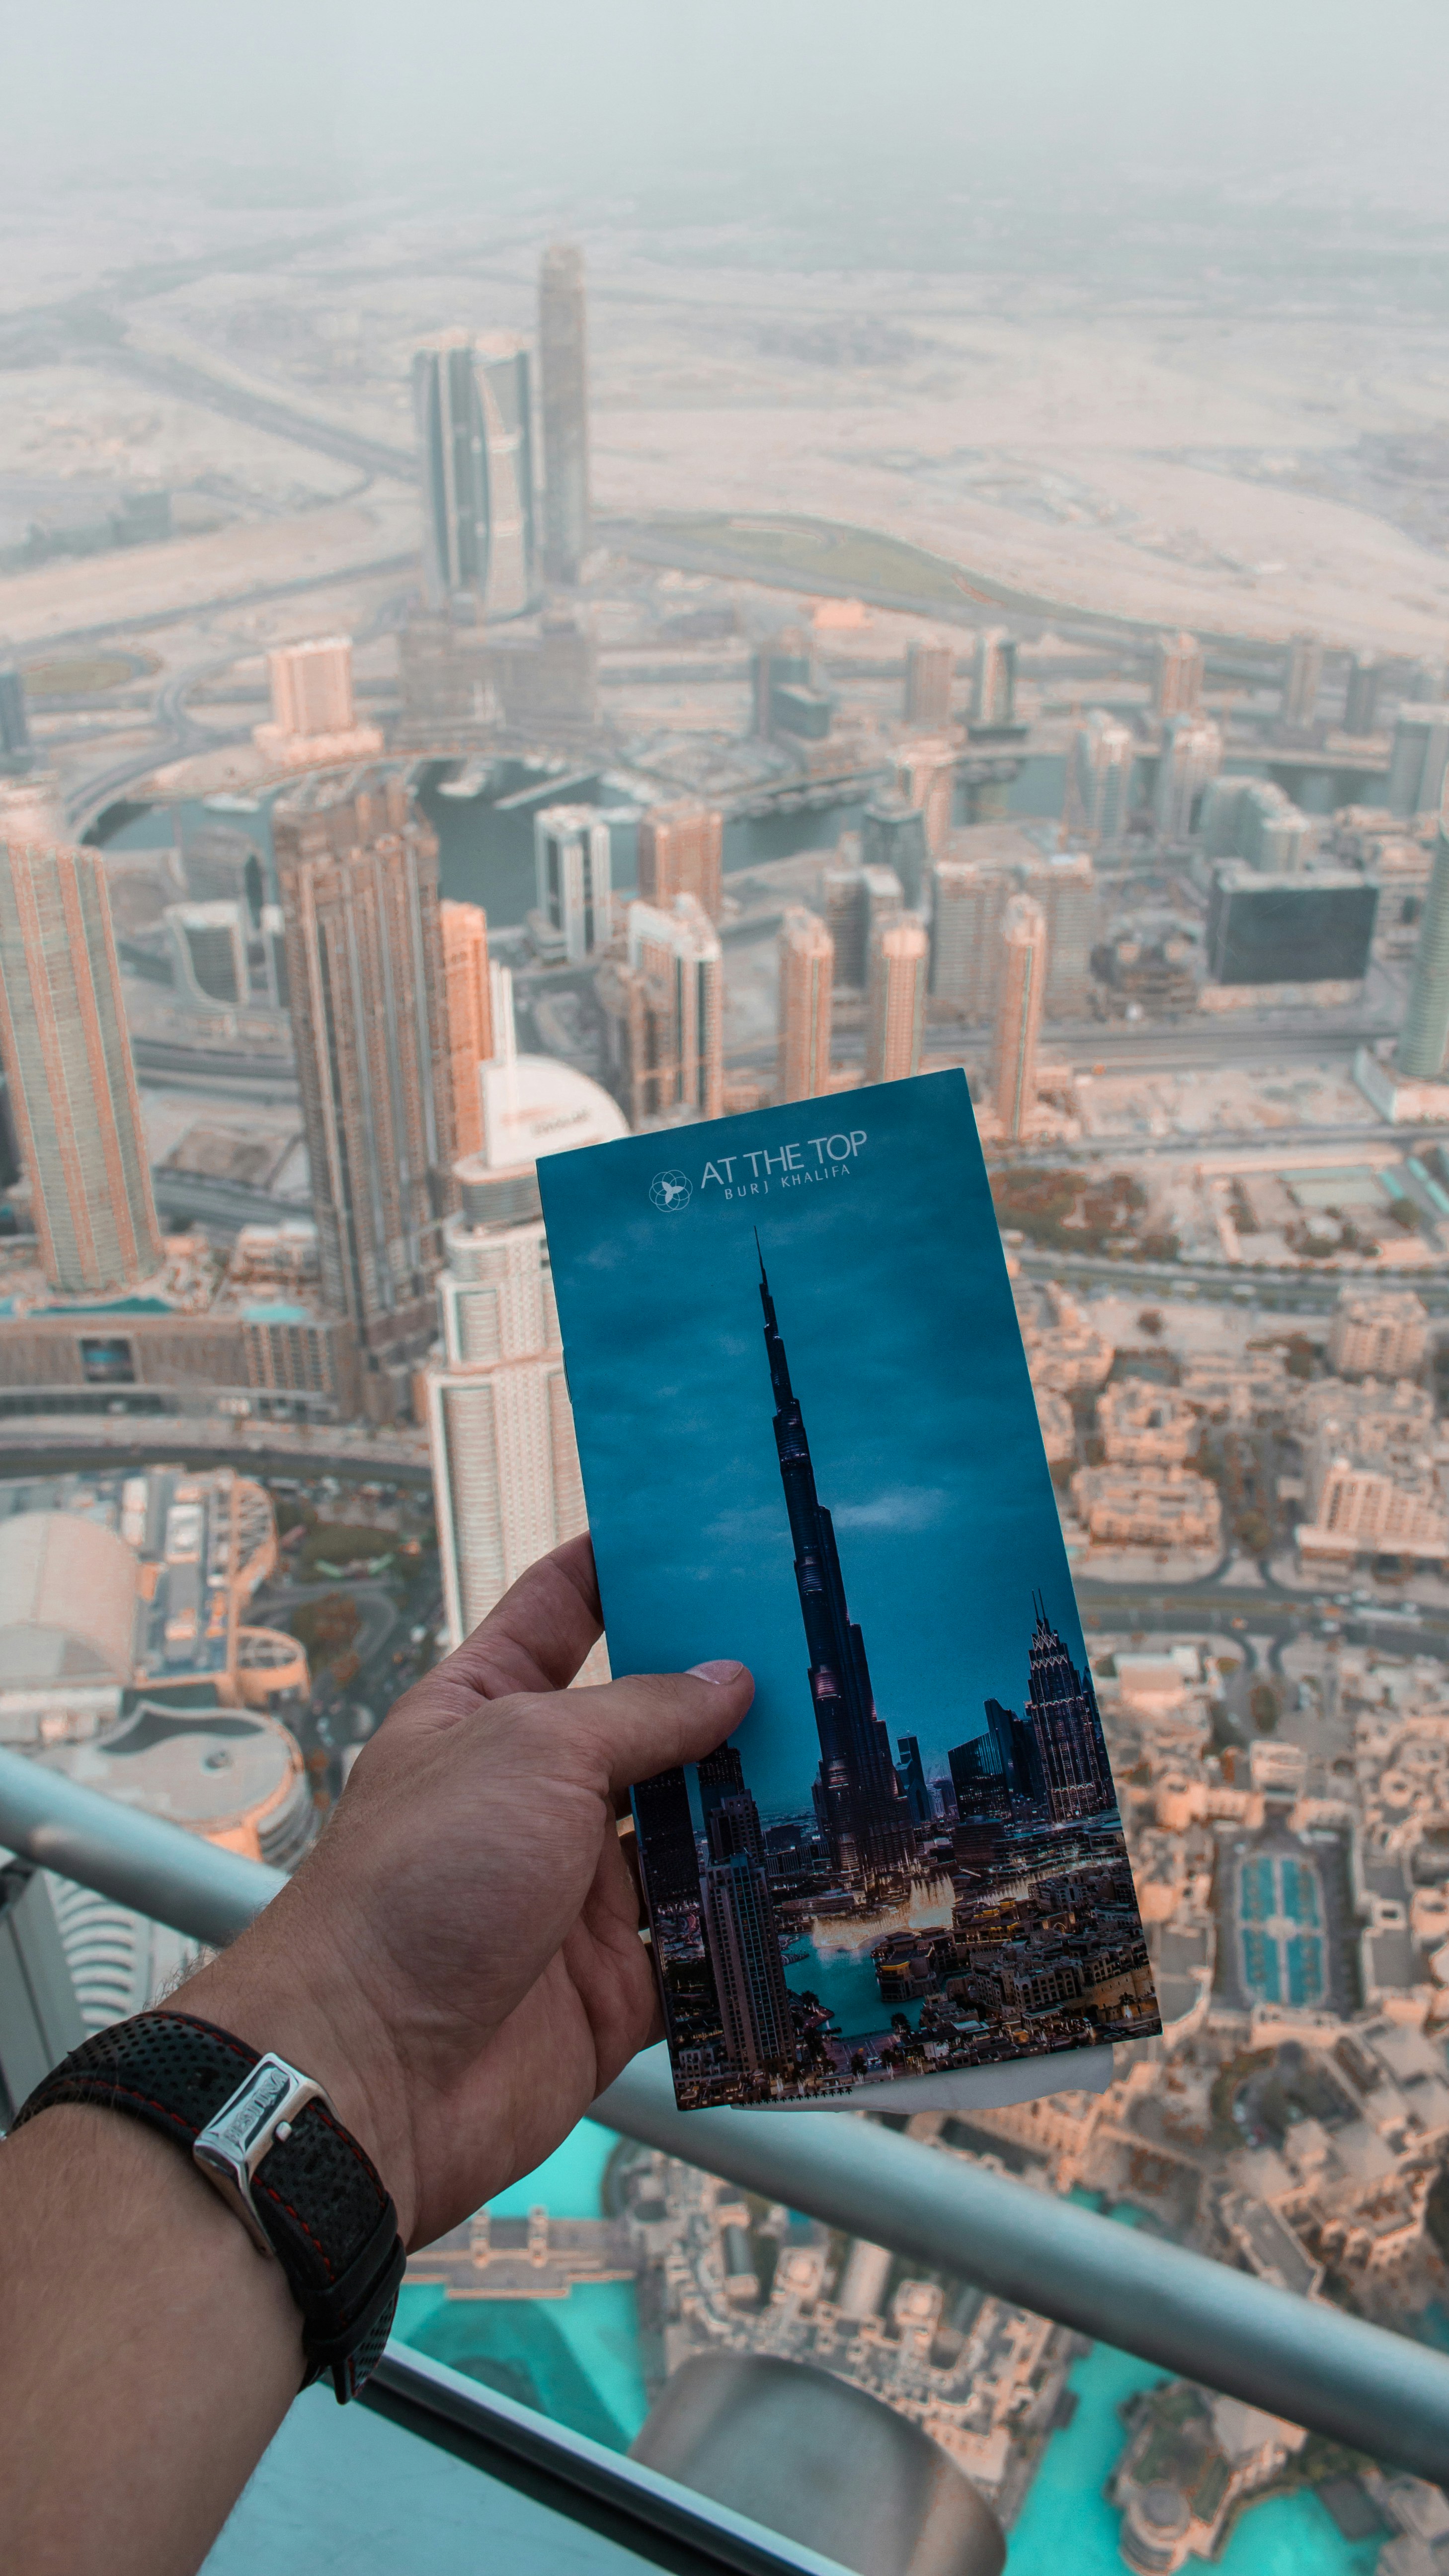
[181,1534,752,2247]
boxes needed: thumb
[568,1660,755,1800]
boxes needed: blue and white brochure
[539,1071,1159,2113]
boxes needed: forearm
[0,2104,303,2576]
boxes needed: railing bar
[5,1749,1449,2482]
[368,2342,853,2576]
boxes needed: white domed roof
[0,1512,136,1687]
[458,1050,628,1186]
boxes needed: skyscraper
[707,1789,767,1869]
[0,661,32,774]
[865,913,928,1084]
[892,739,957,864]
[971,629,1017,727]
[929,852,1009,1018]
[414,331,538,620]
[1153,714,1222,842]
[1396,806,1449,1081]
[904,639,954,729]
[758,1251,914,1886]
[637,801,724,924]
[1152,632,1204,718]
[1343,655,1382,736]
[1072,710,1135,849]
[1387,705,1449,819]
[776,906,834,1104]
[1018,848,1096,1020]
[599,896,724,1126]
[752,632,830,740]
[1281,634,1323,732]
[697,1739,746,1834]
[538,241,590,585]
[895,1735,933,1828]
[0,844,164,1295]
[631,1768,701,1912]
[274,773,455,1419]
[992,893,1046,1143]
[439,899,492,1160]
[701,1850,796,2074]
[427,1197,585,1643]
[1026,1601,1113,1820]
[427,979,622,1638]
[863,787,930,904]
[534,805,613,963]
[822,849,868,987]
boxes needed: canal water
[93,750,1068,934]
[391,2127,1391,2570]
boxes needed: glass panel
[201,2372,659,2576]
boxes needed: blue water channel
[391,2126,1387,2569]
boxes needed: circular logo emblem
[649,1169,693,1212]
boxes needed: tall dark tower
[757,1244,914,1887]
[1026,1599,1113,1822]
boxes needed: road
[109,344,415,483]
[0,1430,434,1486]
[150,1169,307,1233]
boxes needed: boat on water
[437,758,496,801]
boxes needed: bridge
[407,2212,641,2301]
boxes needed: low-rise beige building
[1071,1464,1222,1553]
[1098,1379,1198,1466]
[1330,1288,1431,1382]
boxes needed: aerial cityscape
[6,6,1449,2560]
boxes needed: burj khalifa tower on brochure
[757,1243,915,1889]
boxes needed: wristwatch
[13,2009,406,2401]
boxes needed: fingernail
[689,1659,745,1685]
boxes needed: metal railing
[4,1745,1449,2488]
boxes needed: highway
[109,344,415,483]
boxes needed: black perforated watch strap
[13,2010,404,2402]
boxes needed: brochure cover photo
[539,1070,1160,2108]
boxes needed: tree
[1250,1683,1279,1734]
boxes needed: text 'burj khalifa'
[758,1243,914,1889]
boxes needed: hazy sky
[541,1069,1083,1822]
[5,0,1449,211]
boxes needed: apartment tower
[1154,715,1222,844]
[929,854,1008,1018]
[427,1201,584,1644]
[601,895,724,1126]
[865,913,929,1084]
[993,893,1047,1143]
[534,805,613,964]
[0,844,164,1294]
[1282,634,1323,732]
[1152,632,1205,719]
[274,773,455,1419]
[972,629,1017,727]
[1072,710,1135,849]
[538,242,590,585]
[776,906,834,1103]
[439,899,492,1160]
[637,801,724,924]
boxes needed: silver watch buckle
[193,2054,335,2254]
